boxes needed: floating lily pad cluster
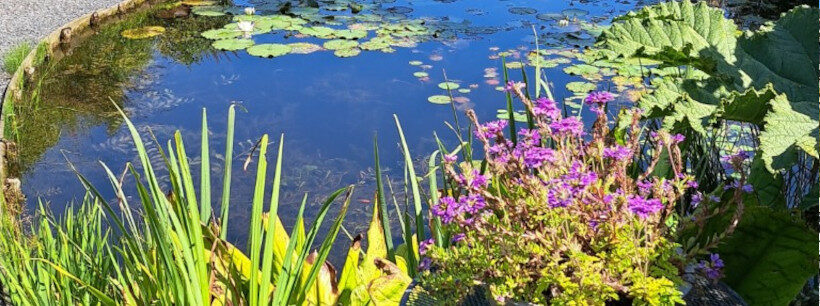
[197,2,436,58]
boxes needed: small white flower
[557,19,570,27]
[244,7,255,15]
[236,20,255,33]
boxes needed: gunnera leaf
[122,26,166,39]
[212,38,254,51]
[246,44,292,58]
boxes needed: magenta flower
[532,97,561,120]
[584,91,614,105]
[476,120,508,139]
[627,195,664,218]
[419,238,434,255]
[521,147,555,168]
[603,145,631,160]
[549,117,584,137]
[443,154,457,163]
[698,253,724,280]
[451,233,466,243]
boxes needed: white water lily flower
[244,7,255,15]
[237,20,255,32]
[557,19,570,27]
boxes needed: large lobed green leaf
[717,205,817,305]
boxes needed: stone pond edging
[0,0,162,211]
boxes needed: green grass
[2,42,33,74]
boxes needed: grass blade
[219,105,236,240]
[373,134,395,262]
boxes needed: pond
[16,0,652,264]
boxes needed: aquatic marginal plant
[420,87,697,304]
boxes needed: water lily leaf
[496,109,528,122]
[299,26,336,38]
[287,42,323,54]
[334,48,361,58]
[324,39,359,50]
[536,13,564,21]
[504,61,524,69]
[192,6,225,16]
[360,39,390,51]
[562,8,589,18]
[201,28,240,40]
[413,72,428,78]
[565,81,596,93]
[335,29,368,40]
[181,0,216,6]
[437,82,459,90]
[121,26,166,39]
[563,64,600,77]
[427,95,452,104]
[212,38,254,51]
[246,44,291,58]
[408,60,422,66]
[457,88,471,94]
[508,7,537,15]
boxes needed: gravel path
[0,0,122,90]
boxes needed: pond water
[17,0,653,264]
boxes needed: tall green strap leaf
[219,105,236,240]
[200,108,211,223]
[247,134,269,306]
[393,115,425,249]
[259,134,285,304]
[718,205,817,305]
[373,134,395,262]
[501,57,517,144]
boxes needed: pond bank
[0,0,122,89]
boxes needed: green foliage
[2,41,33,74]
[598,2,819,208]
[716,206,818,305]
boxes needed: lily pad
[212,38,254,51]
[496,109,528,122]
[359,39,390,50]
[246,44,291,58]
[458,88,471,93]
[334,48,361,58]
[413,72,428,78]
[201,28,240,40]
[438,82,460,90]
[299,26,336,38]
[536,13,564,21]
[565,81,597,93]
[323,39,359,50]
[181,0,216,6]
[192,6,225,16]
[287,42,323,54]
[335,29,368,40]
[505,61,524,69]
[408,60,423,66]
[427,95,453,104]
[509,7,537,15]
[562,8,589,18]
[121,26,166,39]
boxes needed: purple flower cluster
[532,97,561,120]
[432,195,487,224]
[724,181,754,193]
[550,117,584,137]
[603,145,631,160]
[698,253,724,280]
[627,195,664,218]
[456,170,490,190]
[476,120,508,139]
[721,150,751,172]
[584,91,615,105]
